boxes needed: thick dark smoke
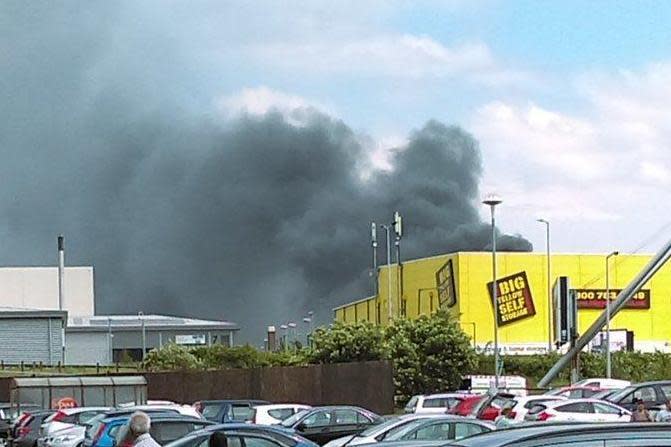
[1,3,531,340]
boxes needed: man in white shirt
[655,400,671,422]
[129,412,161,447]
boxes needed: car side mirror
[296,423,306,432]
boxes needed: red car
[545,386,603,399]
[448,395,486,417]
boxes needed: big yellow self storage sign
[487,271,537,326]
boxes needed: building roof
[0,306,67,319]
[66,314,239,332]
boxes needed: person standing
[631,399,653,422]
[128,412,161,447]
[655,399,671,422]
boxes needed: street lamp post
[288,322,297,347]
[537,219,552,352]
[483,194,503,389]
[605,251,619,378]
[303,311,314,346]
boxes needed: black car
[193,401,270,423]
[13,410,55,447]
[445,422,671,447]
[115,415,214,446]
[279,406,382,445]
[606,380,671,411]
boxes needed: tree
[308,321,387,363]
[143,343,204,371]
[386,311,476,401]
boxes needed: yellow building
[333,252,671,353]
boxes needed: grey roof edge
[66,323,239,333]
[0,309,67,319]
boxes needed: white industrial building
[0,265,239,365]
[66,314,239,365]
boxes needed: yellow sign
[487,271,536,326]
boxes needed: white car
[498,395,567,424]
[39,408,112,447]
[573,378,631,389]
[323,414,445,447]
[251,404,311,424]
[525,398,631,423]
[404,394,470,414]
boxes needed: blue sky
[201,0,671,256]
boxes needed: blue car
[163,423,319,447]
[85,414,212,447]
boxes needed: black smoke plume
[1,4,531,340]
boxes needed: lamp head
[482,193,503,207]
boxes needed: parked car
[448,396,486,418]
[13,411,56,447]
[39,408,113,447]
[84,410,194,447]
[379,416,494,443]
[130,405,203,419]
[523,398,630,423]
[590,389,618,401]
[497,395,566,424]
[444,422,671,446]
[193,401,270,423]
[605,380,671,412]
[544,386,602,399]
[163,423,318,447]
[251,404,312,425]
[573,378,630,389]
[403,394,470,414]
[322,414,445,447]
[279,406,382,445]
[472,393,515,421]
[114,415,214,446]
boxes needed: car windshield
[383,419,434,441]
[281,409,310,427]
[404,396,419,411]
[608,386,636,402]
[358,416,401,437]
[592,390,614,400]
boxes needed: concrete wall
[0,267,94,316]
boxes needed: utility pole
[605,251,619,379]
[381,224,393,321]
[537,219,552,352]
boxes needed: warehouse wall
[0,318,63,364]
[65,332,110,365]
[335,252,671,352]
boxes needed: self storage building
[333,252,671,353]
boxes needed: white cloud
[471,62,671,241]
[248,34,530,85]
[218,86,327,117]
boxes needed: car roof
[253,404,309,409]
[102,414,208,424]
[543,398,623,407]
[447,423,671,446]
[423,394,470,399]
[62,407,113,415]
[197,400,269,404]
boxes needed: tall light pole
[381,224,393,322]
[537,219,552,352]
[288,322,297,348]
[303,311,314,347]
[483,194,502,389]
[605,250,619,378]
